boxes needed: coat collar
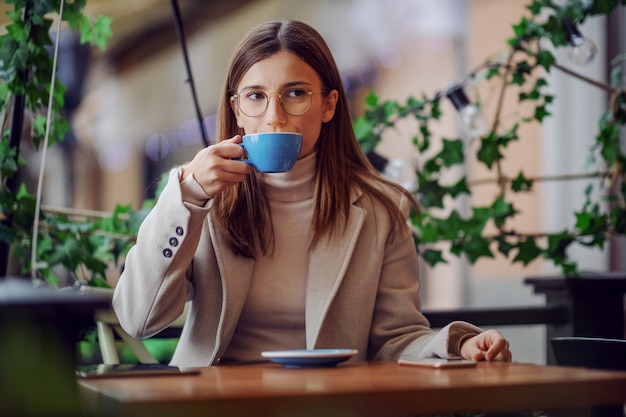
[210,186,365,352]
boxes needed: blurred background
[2,0,623,365]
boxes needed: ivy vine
[1,0,625,287]
[354,0,626,276]
[0,0,116,286]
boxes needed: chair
[551,337,626,417]
[95,305,188,365]
[551,337,626,370]
[95,308,159,364]
[79,285,187,364]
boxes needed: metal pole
[169,0,209,147]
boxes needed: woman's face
[230,50,338,159]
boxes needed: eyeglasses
[232,88,326,117]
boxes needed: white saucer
[261,349,358,368]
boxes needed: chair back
[551,337,626,371]
[551,337,626,417]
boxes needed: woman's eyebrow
[238,81,313,91]
[238,84,264,92]
[282,81,312,88]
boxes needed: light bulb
[368,151,417,192]
[458,104,488,139]
[446,83,488,140]
[563,20,597,66]
[382,158,417,192]
[567,35,597,65]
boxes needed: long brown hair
[212,20,418,258]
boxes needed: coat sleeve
[112,168,211,338]
[369,194,482,361]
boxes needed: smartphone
[398,357,478,369]
[76,363,201,379]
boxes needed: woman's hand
[460,329,512,362]
[181,135,251,197]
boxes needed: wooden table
[78,361,626,417]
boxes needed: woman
[113,19,511,367]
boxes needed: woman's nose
[265,94,287,125]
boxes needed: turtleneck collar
[261,152,316,202]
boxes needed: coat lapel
[305,191,365,348]
[208,219,254,355]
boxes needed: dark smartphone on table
[76,363,201,379]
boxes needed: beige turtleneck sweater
[220,152,316,363]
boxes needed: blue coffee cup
[239,132,303,173]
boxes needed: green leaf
[421,249,447,267]
[430,98,442,120]
[16,182,30,200]
[417,184,446,209]
[416,127,430,152]
[439,211,466,240]
[588,0,621,15]
[575,212,591,231]
[477,133,502,169]
[513,239,542,265]
[561,261,579,276]
[353,116,375,140]
[417,221,439,243]
[467,207,490,236]
[512,17,529,38]
[0,224,16,245]
[365,91,378,107]
[544,16,569,47]
[610,206,626,234]
[546,231,574,260]
[491,197,516,227]
[33,114,47,138]
[527,0,543,15]
[495,236,515,257]
[485,67,501,80]
[455,236,494,264]
[535,50,555,71]
[436,139,464,167]
[534,105,550,122]
[91,16,113,51]
[6,22,29,43]
[511,71,526,86]
[448,178,470,198]
[511,171,533,192]
[40,268,60,287]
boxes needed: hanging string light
[562,20,597,66]
[446,83,487,140]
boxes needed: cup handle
[232,143,252,164]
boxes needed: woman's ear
[321,89,339,123]
[230,97,244,128]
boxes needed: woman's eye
[246,91,266,101]
[283,88,308,99]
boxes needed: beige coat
[113,170,480,368]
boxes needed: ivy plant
[2,0,624,287]
[0,0,116,286]
[354,0,626,276]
